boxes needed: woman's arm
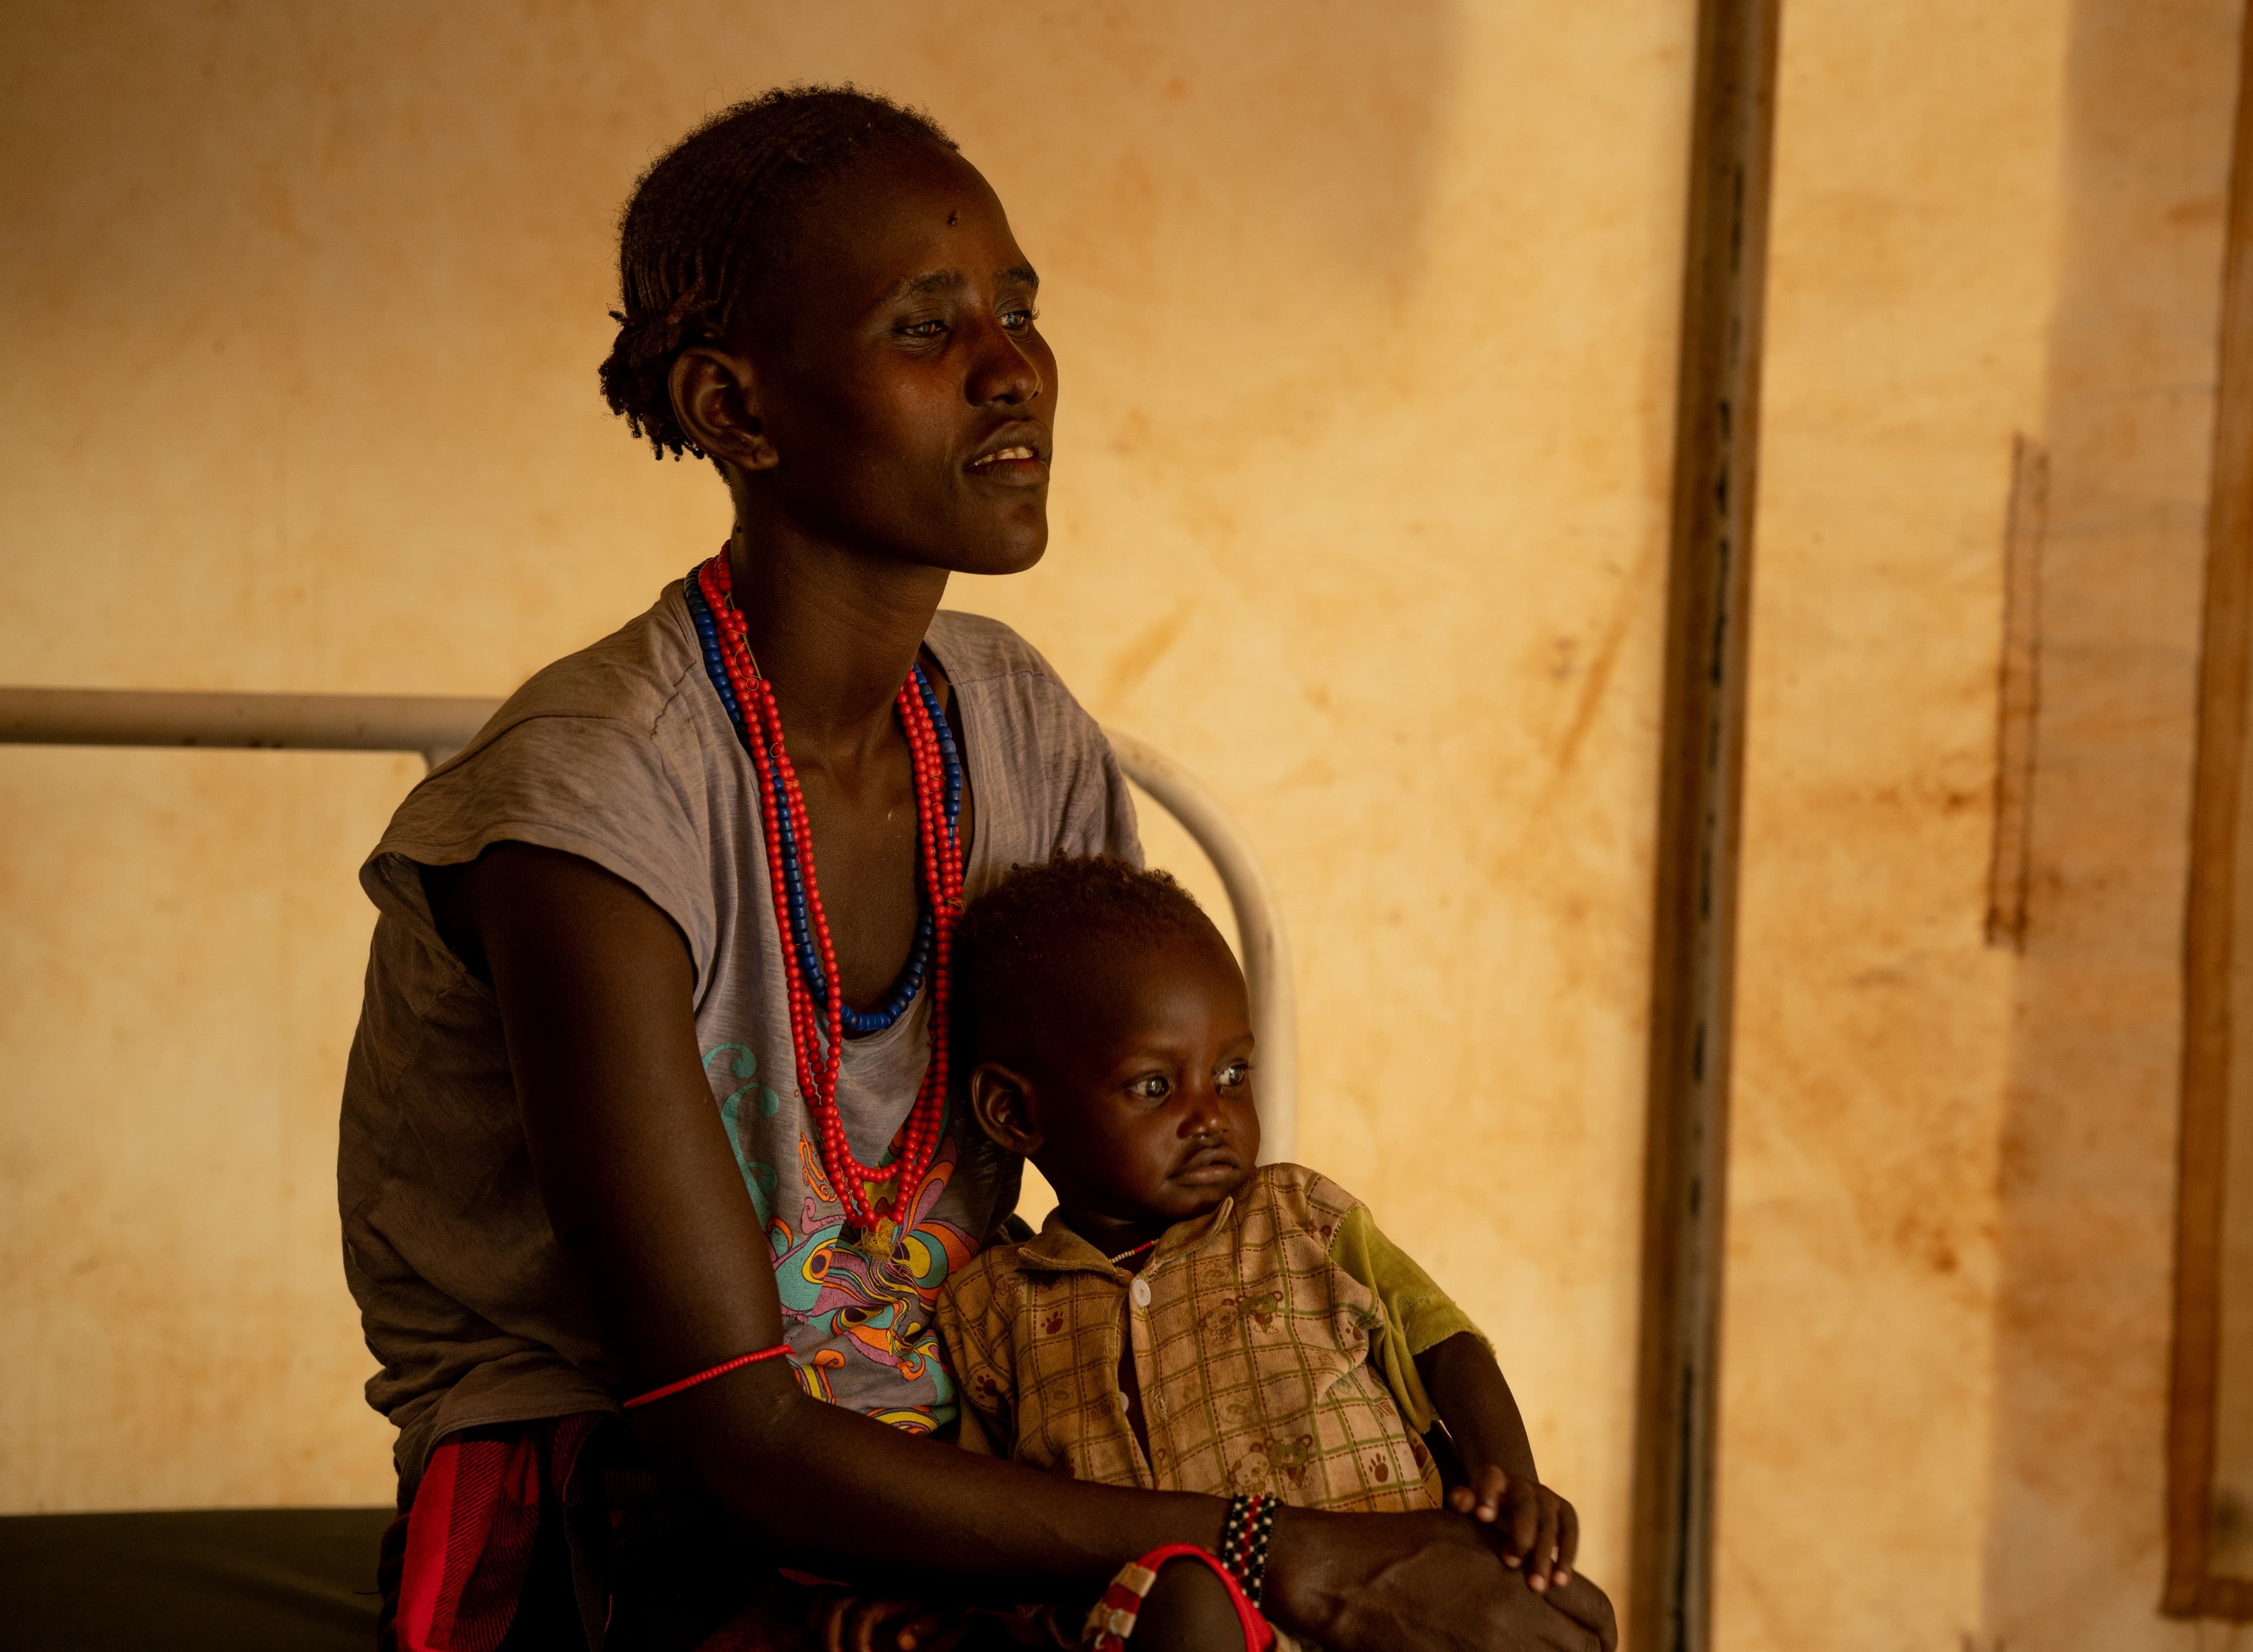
[463,841,1612,1650]
[464,841,1201,1590]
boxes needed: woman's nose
[964,317,1042,407]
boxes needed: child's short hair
[951,856,1217,1071]
[598,85,955,460]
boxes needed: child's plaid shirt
[935,1163,1480,1512]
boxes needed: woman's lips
[965,444,1048,486]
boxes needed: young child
[936,857,1580,1648]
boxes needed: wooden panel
[1628,1,1781,1647]
[1985,435,2049,952]
[2167,1,2253,1621]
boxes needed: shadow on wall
[1986,0,2244,1647]
[0,0,1462,693]
[4,0,1460,344]
[856,0,1462,302]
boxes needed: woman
[341,86,1615,1652]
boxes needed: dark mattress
[0,1506,392,1649]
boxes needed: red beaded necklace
[694,551,965,1247]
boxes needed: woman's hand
[1447,1468,1579,1592]
[809,1588,969,1652]
[1268,1508,1616,1652]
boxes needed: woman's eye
[898,319,947,338]
[1129,1074,1172,1101]
[1000,307,1038,330]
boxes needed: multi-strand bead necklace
[684,550,965,1253]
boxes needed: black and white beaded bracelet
[1218,1492,1277,1607]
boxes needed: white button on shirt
[1130,1276,1153,1308]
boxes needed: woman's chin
[948,520,1048,579]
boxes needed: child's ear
[968,1063,1044,1156]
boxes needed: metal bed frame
[0,686,1297,1161]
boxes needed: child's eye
[1217,1061,1251,1092]
[1128,1074,1172,1101]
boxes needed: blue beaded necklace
[685,566,964,1037]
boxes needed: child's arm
[1415,1333,1578,1594]
[1323,1191,1582,1595]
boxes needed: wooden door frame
[1627,2,1781,1648]
[2165,2,2253,1621]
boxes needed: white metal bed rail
[0,686,1297,1161]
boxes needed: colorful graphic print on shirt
[703,1042,976,1433]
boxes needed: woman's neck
[726,523,950,766]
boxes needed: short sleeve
[1051,705,1143,868]
[1330,1204,1486,1434]
[361,711,716,984]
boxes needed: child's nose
[1178,1089,1226,1138]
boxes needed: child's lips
[1173,1147,1242,1184]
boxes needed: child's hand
[810,1588,969,1652]
[1447,1466,1578,1593]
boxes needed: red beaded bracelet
[621,1343,791,1410]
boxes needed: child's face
[996,925,1261,1230]
[742,142,1057,580]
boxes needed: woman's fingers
[909,1615,972,1652]
[814,1589,854,1652]
[844,1596,915,1652]
[890,1604,955,1651]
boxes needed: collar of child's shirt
[1015,1191,1246,1280]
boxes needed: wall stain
[1983,2,2242,1648]
[1101,598,1195,707]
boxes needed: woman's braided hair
[598,85,956,460]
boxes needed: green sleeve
[1331,1204,1487,1435]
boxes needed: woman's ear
[968,1063,1044,1156]
[670,347,777,472]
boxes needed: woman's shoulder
[483,581,703,736]
[403,583,710,810]
[923,608,1113,776]
[926,609,1075,695]
[360,581,726,971]
[928,609,1139,866]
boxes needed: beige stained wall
[0,0,1691,1590]
[1720,1,2067,1640]
[1724,1,2251,1650]
[9,5,2244,1648]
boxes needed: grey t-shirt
[339,582,1139,1489]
